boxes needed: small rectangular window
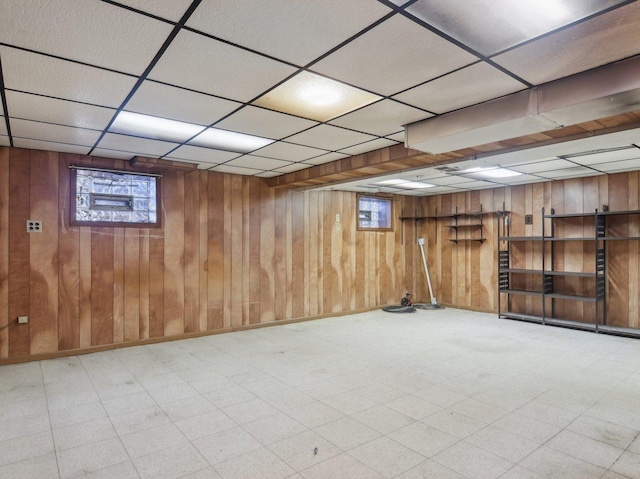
[70,166,161,227]
[357,194,393,231]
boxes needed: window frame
[69,166,162,228]
[356,194,394,232]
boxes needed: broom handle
[419,241,435,303]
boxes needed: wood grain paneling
[2,144,640,363]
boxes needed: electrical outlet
[27,220,42,233]
[525,214,533,225]
[17,316,28,324]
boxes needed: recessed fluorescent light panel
[374,179,434,189]
[462,167,522,178]
[189,128,275,153]
[111,111,205,143]
[253,71,382,122]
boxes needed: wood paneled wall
[0,147,412,361]
[407,173,640,330]
[1,146,639,362]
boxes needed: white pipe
[418,238,437,305]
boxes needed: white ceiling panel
[114,0,194,22]
[592,157,640,173]
[537,166,601,179]
[394,63,525,114]
[312,15,477,96]
[6,91,116,131]
[423,175,473,186]
[97,133,178,157]
[338,138,399,156]
[0,118,6,136]
[0,136,10,147]
[285,125,377,151]
[484,174,546,184]
[0,0,172,75]
[126,81,241,126]
[91,148,137,160]
[209,165,263,175]
[11,119,101,147]
[225,155,293,170]
[510,159,576,174]
[272,163,312,174]
[13,138,90,155]
[302,152,350,165]
[255,171,280,178]
[215,106,318,140]
[455,180,497,189]
[0,47,137,108]
[405,0,629,56]
[168,145,241,165]
[493,2,640,85]
[251,142,327,162]
[149,30,297,102]
[567,147,640,166]
[187,0,392,65]
[329,100,430,136]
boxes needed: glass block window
[70,167,160,227]
[357,195,393,231]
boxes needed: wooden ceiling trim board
[268,110,640,190]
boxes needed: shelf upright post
[542,207,546,325]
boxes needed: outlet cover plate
[27,220,42,232]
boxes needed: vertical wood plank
[124,227,140,341]
[163,170,185,336]
[139,228,150,339]
[242,177,250,325]
[198,172,208,331]
[308,192,320,315]
[230,175,243,327]
[58,154,80,351]
[113,226,125,343]
[208,172,225,330]
[274,188,288,319]
[292,190,305,318]
[248,178,261,324]
[91,227,114,346]
[223,174,232,328]
[8,149,30,357]
[184,170,200,333]
[607,173,630,327]
[0,148,9,358]
[148,225,164,338]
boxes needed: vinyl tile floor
[1,308,640,479]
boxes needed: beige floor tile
[394,459,467,479]
[133,443,210,479]
[193,426,263,465]
[0,453,59,479]
[120,422,188,459]
[433,441,513,479]
[314,417,380,451]
[57,437,129,479]
[352,405,413,434]
[174,409,236,441]
[518,446,606,479]
[611,450,640,479]
[388,421,458,458]
[214,447,295,479]
[349,436,425,478]
[269,430,343,472]
[242,412,307,445]
[285,401,345,429]
[299,453,383,479]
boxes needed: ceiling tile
[338,138,399,156]
[149,30,297,102]
[394,63,525,114]
[126,81,241,126]
[225,155,293,170]
[97,133,178,157]
[11,118,101,146]
[0,118,6,136]
[493,2,640,85]
[13,138,90,155]
[592,157,640,173]
[255,171,280,178]
[91,148,137,161]
[6,91,116,131]
[423,175,472,186]
[0,47,137,107]
[113,0,194,22]
[215,106,318,140]
[453,180,497,189]
[0,0,172,75]
[386,131,405,142]
[285,125,377,151]
[484,174,546,184]
[567,147,640,166]
[406,0,630,56]
[209,165,263,175]
[252,141,328,162]
[272,163,313,174]
[168,145,241,165]
[312,15,477,96]
[329,100,430,136]
[537,166,601,179]
[302,152,350,165]
[510,158,579,174]
[0,136,10,147]
[187,0,392,65]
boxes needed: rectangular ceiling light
[253,71,382,122]
[462,167,522,178]
[111,111,205,143]
[188,127,275,153]
[374,178,434,188]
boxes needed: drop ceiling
[0,0,639,194]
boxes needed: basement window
[70,166,161,227]
[357,194,393,231]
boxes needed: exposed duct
[406,56,640,154]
